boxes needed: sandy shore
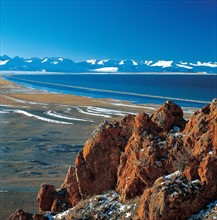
[0,77,198,219]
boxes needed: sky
[1,0,217,62]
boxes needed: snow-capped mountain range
[0,55,217,73]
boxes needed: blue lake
[4,73,217,108]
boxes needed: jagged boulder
[137,171,204,220]
[75,115,135,198]
[150,100,185,132]
[116,101,186,201]
[37,184,71,213]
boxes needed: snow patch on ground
[77,106,135,118]
[0,109,73,124]
[46,110,94,122]
[53,191,137,220]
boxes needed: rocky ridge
[9,99,217,219]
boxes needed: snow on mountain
[119,60,124,65]
[51,61,59,65]
[151,60,173,68]
[96,59,110,65]
[93,67,118,73]
[0,55,216,73]
[41,58,48,63]
[190,61,217,68]
[25,60,33,63]
[0,60,9,65]
[176,64,193,69]
[86,59,97,65]
[144,60,153,66]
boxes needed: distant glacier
[0,55,216,73]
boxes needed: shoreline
[0,77,161,219]
[1,70,215,75]
[0,77,202,219]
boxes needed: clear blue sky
[1,0,217,61]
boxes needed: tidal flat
[0,77,197,219]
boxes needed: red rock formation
[137,171,204,220]
[10,100,217,219]
[116,101,186,201]
[61,166,81,207]
[137,99,217,219]
[150,100,185,132]
[37,184,71,214]
[75,115,135,198]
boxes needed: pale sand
[0,77,197,219]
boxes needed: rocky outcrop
[137,99,217,219]
[116,101,186,201]
[37,184,71,214]
[37,114,135,213]
[9,99,217,219]
[8,209,48,220]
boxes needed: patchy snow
[97,60,104,65]
[190,61,217,68]
[51,61,58,65]
[151,60,173,68]
[53,191,136,220]
[0,60,9,65]
[119,60,124,65]
[77,106,134,118]
[176,64,193,69]
[110,102,156,110]
[41,58,48,63]
[24,60,32,63]
[1,109,73,124]
[144,60,153,66]
[125,212,132,217]
[86,59,96,64]
[77,107,111,118]
[87,106,134,116]
[46,110,94,122]
[131,59,138,65]
[163,171,180,181]
[93,67,118,73]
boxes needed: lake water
[4,73,217,108]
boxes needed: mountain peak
[0,55,216,73]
